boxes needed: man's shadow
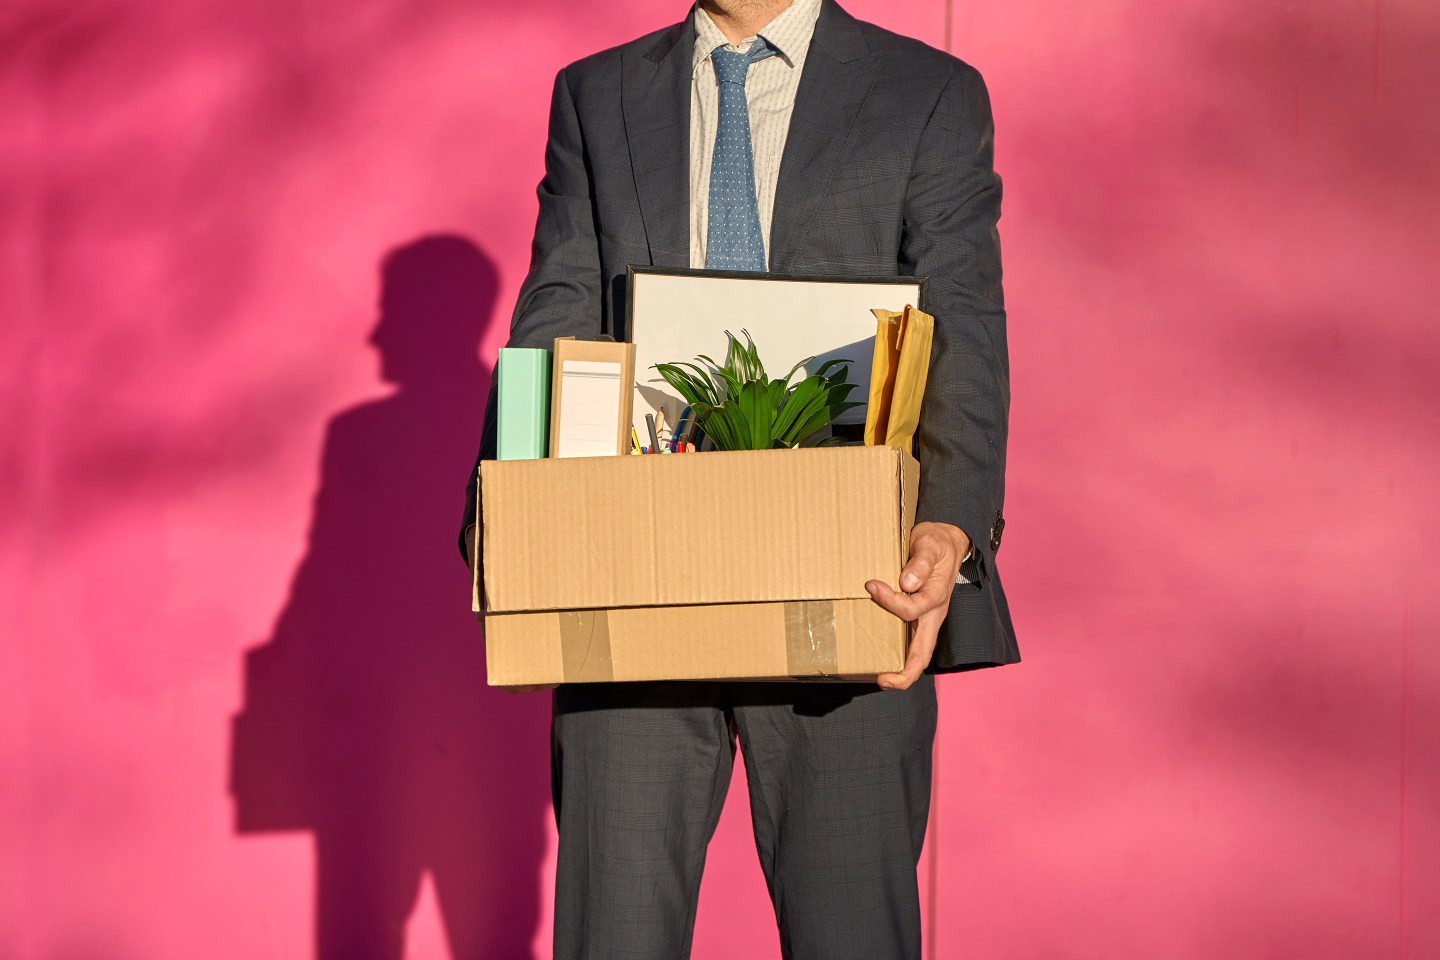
[229,235,548,959]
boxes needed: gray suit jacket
[462,0,1018,672]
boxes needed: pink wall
[4,0,1436,957]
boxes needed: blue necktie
[706,39,775,272]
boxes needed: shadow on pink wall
[228,236,550,959]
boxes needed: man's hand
[866,521,971,691]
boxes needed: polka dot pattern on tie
[705,38,775,272]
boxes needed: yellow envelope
[864,308,903,446]
[863,305,934,454]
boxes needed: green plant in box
[654,330,862,451]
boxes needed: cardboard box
[475,445,917,685]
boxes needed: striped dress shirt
[688,0,823,269]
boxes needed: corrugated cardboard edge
[471,473,482,614]
[904,446,915,650]
[898,447,919,570]
[477,460,506,614]
[896,448,920,656]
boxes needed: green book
[496,347,550,460]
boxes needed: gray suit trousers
[551,677,937,960]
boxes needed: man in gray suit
[461,1,1018,956]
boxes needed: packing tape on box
[559,610,615,682]
[783,600,838,677]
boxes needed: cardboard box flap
[481,445,916,614]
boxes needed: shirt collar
[690,0,822,75]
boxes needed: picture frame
[624,266,928,445]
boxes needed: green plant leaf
[701,405,738,450]
[780,356,816,387]
[753,379,780,448]
[685,371,717,400]
[657,332,864,451]
[790,406,840,443]
[773,377,827,442]
[654,364,707,407]
[813,358,853,382]
[713,367,745,404]
[821,381,860,409]
[735,381,755,449]
[677,362,722,406]
[765,375,788,413]
[735,330,765,383]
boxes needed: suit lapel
[770,0,877,272]
[622,21,694,269]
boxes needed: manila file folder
[864,305,934,453]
